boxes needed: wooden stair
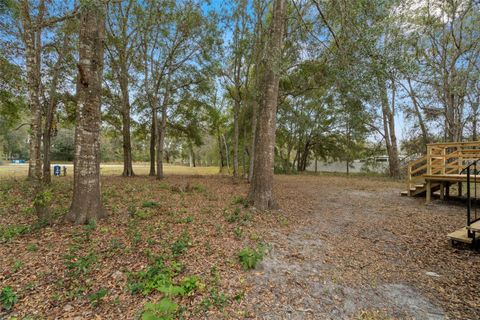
[401,182,441,197]
[448,221,480,245]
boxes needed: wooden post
[407,162,412,192]
[446,182,450,198]
[440,182,445,200]
[458,182,463,197]
[427,146,432,175]
[426,181,431,204]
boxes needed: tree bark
[149,105,156,176]
[120,70,134,177]
[188,140,196,167]
[156,103,168,179]
[233,100,240,177]
[66,1,106,224]
[20,0,43,181]
[222,134,230,172]
[43,36,68,184]
[248,0,285,210]
[380,79,400,179]
[218,130,225,172]
[248,99,258,182]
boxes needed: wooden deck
[405,141,480,202]
[404,141,480,248]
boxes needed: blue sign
[53,165,61,177]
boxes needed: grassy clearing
[0,163,220,179]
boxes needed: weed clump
[237,245,266,270]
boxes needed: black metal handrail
[461,159,480,238]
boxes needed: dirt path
[246,175,479,319]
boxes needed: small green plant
[234,227,243,239]
[0,286,18,311]
[128,257,181,296]
[158,183,170,190]
[84,219,97,232]
[63,252,97,276]
[209,288,228,309]
[192,184,206,193]
[127,220,142,247]
[141,298,178,320]
[180,276,203,295]
[0,224,30,243]
[171,231,191,256]
[135,210,151,219]
[127,205,137,217]
[87,288,108,307]
[12,260,24,273]
[142,201,159,208]
[226,208,241,223]
[33,189,53,207]
[177,216,193,224]
[237,245,265,270]
[26,243,38,252]
[231,195,247,207]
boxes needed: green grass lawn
[0,163,220,179]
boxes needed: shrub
[128,256,201,299]
[141,298,178,320]
[0,286,17,311]
[238,245,265,270]
[128,257,182,296]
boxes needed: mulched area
[1,174,479,319]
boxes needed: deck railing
[462,160,480,237]
[406,141,480,190]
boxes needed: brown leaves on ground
[0,173,479,319]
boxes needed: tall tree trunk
[188,140,196,167]
[248,0,285,210]
[20,0,43,181]
[233,100,240,177]
[120,72,134,177]
[242,122,247,178]
[472,96,479,141]
[248,99,258,182]
[222,134,230,172]
[156,106,167,179]
[42,40,65,184]
[156,81,170,179]
[380,79,400,178]
[149,105,156,176]
[218,130,225,172]
[66,1,106,224]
